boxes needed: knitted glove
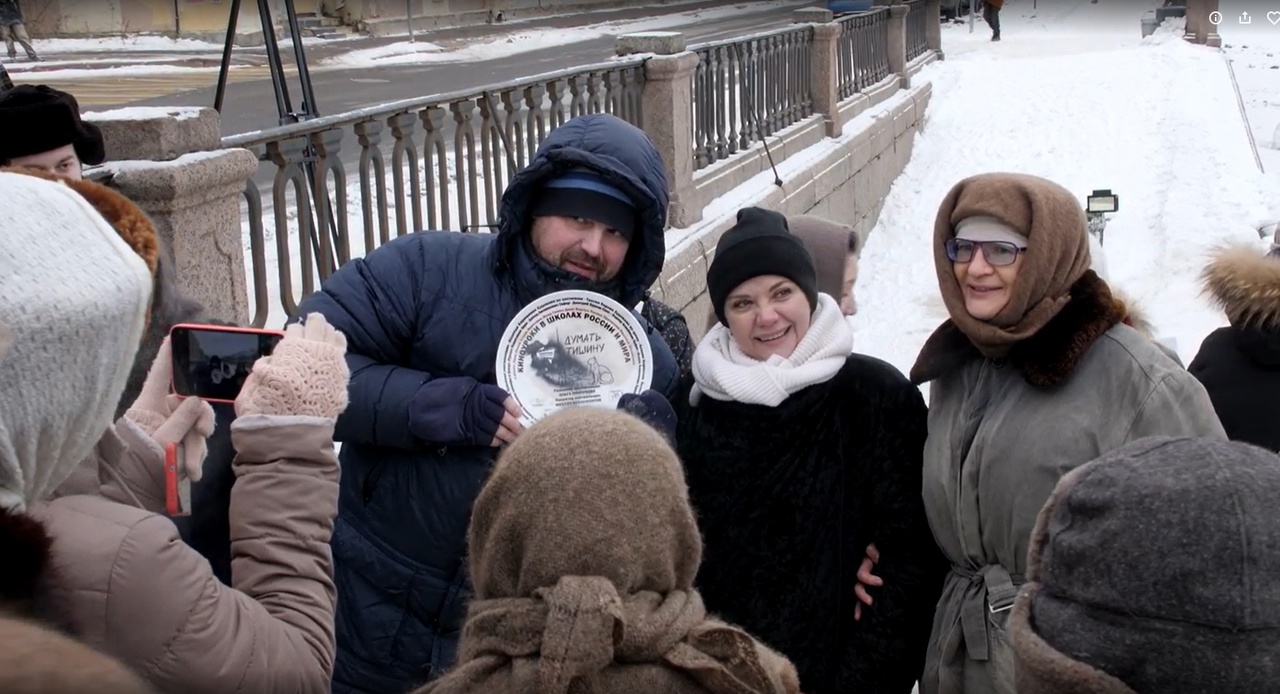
[408,377,510,447]
[126,338,217,483]
[617,390,677,445]
[235,313,350,419]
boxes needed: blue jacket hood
[494,113,669,307]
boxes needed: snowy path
[852,1,1275,391]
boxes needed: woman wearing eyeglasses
[893,173,1225,694]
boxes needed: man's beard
[560,248,609,281]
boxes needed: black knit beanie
[707,206,818,325]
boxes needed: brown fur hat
[0,611,155,693]
[0,166,159,277]
[1201,244,1280,330]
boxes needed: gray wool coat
[909,272,1226,694]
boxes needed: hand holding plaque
[408,377,526,447]
[496,291,654,426]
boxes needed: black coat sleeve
[844,367,948,693]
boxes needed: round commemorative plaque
[496,290,654,426]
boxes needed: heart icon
[1269,10,1280,25]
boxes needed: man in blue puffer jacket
[295,113,680,694]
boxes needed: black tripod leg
[213,0,242,113]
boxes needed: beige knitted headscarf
[933,172,1092,358]
[0,171,152,512]
[417,408,800,694]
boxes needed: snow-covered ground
[1218,0,1280,178]
[854,0,1276,396]
[239,0,1278,355]
[20,35,226,53]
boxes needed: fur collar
[1202,245,1280,330]
[0,509,74,635]
[1111,287,1155,339]
[911,271,1124,389]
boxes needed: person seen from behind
[416,407,801,694]
[1188,242,1280,451]
[0,170,349,693]
[0,86,235,583]
[1007,436,1280,693]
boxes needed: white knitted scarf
[690,293,853,407]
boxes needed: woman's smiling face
[724,274,812,361]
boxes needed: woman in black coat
[1189,245,1280,452]
[675,207,946,694]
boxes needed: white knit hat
[0,171,152,512]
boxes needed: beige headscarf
[932,172,1092,358]
[785,216,852,301]
[417,407,801,694]
[0,171,152,513]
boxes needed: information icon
[1209,10,1222,25]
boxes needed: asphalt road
[105,1,807,137]
[60,1,807,258]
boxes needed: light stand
[1085,189,1119,245]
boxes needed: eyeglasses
[945,238,1026,267]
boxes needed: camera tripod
[213,0,339,278]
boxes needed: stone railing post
[794,9,843,138]
[887,4,910,88]
[83,107,257,325]
[1184,0,1203,43]
[618,32,700,228]
[1202,0,1221,47]
[925,0,943,56]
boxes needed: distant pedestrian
[0,0,39,62]
[983,0,1002,41]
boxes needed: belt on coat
[950,563,1025,662]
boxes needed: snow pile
[83,106,205,121]
[1142,15,1187,45]
[34,35,225,53]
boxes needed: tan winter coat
[31,415,340,694]
[908,272,1225,694]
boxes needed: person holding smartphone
[0,106,239,584]
[0,170,349,693]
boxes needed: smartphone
[170,323,284,403]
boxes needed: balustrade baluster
[420,106,448,231]
[354,119,390,250]
[309,128,348,273]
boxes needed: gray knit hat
[1009,436,1280,694]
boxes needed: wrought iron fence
[836,8,892,101]
[906,0,930,62]
[689,25,815,171]
[222,59,645,327]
